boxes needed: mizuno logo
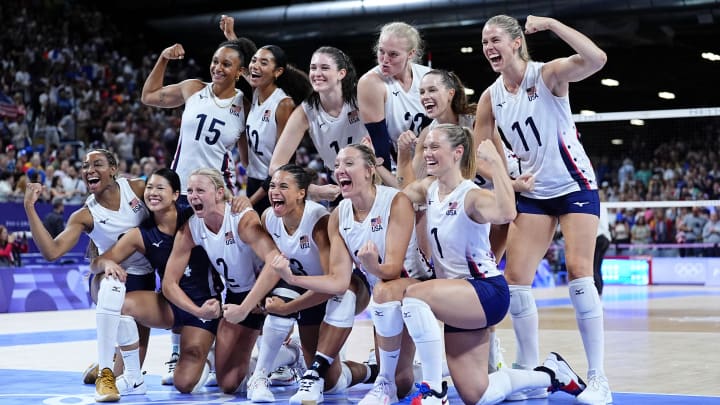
[373,310,383,317]
[402,311,411,318]
[392,91,400,96]
[98,218,108,224]
[273,233,280,238]
[319,122,327,128]
[575,288,584,295]
[573,201,590,207]
[496,101,506,108]
[151,241,163,248]
[343,227,351,231]
[199,94,206,99]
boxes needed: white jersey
[374,63,432,144]
[337,185,433,290]
[86,178,152,276]
[246,88,290,180]
[303,101,367,171]
[489,61,596,199]
[172,83,244,196]
[426,179,499,280]
[188,204,257,293]
[264,200,328,277]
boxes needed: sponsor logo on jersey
[347,109,360,124]
[230,104,242,117]
[129,198,144,213]
[299,235,311,249]
[526,86,538,101]
[392,90,400,96]
[225,231,236,245]
[261,109,271,122]
[446,201,458,216]
[370,216,384,232]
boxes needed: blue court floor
[1,284,719,404]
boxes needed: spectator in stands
[9,113,30,150]
[43,197,65,238]
[618,157,635,190]
[0,225,14,266]
[630,215,651,255]
[702,209,720,257]
[612,217,630,255]
[678,206,707,257]
[48,174,67,202]
[0,171,18,202]
[62,163,87,205]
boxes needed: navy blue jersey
[139,204,224,302]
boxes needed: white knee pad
[476,370,512,405]
[401,297,441,344]
[324,290,357,328]
[326,361,352,394]
[96,277,125,315]
[117,315,139,347]
[368,298,404,338]
[569,277,602,319]
[264,313,296,334]
[508,285,536,319]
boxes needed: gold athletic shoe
[83,362,99,385]
[94,368,120,402]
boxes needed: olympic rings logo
[673,262,705,278]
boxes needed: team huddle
[23,13,612,405]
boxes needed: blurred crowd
[1,2,719,257]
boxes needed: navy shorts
[444,275,509,333]
[517,189,599,217]
[225,289,267,330]
[169,295,221,334]
[125,272,157,293]
[268,279,326,326]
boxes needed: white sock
[508,285,539,369]
[254,315,294,378]
[402,297,443,392]
[569,277,605,376]
[121,348,142,381]
[378,348,401,382]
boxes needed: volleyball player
[474,14,611,404]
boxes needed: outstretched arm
[24,182,87,261]
[141,44,204,108]
[525,15,607,94]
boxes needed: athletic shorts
[444,275,509,332]
[268,279,326,326]
[517,189,599,217]
[169,294,221,334]
[225,289,267,330]
[125,272,157,293]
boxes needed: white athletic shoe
[161,352,179,386]
[576,373,613,404]
[358,376,398,405]
[488,335,506,373]
[269,366,297,386]
[289,369,324,405]
[535,352,586,396]
[205,370,218,387]
[115,374,147,396]
[247,373,275,403]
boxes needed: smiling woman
[140,37,257,205]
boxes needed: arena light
[658,91,675,100]
[464,87,475,96]
[701,52,720,61]
[601,78,619,87]
[630,119,645,126]
[580,110,596,116]
[460,46,473,53]
[611,138,624,145]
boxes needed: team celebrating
[23,14,612,405]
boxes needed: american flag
[0,92,19,119]
[225,231,235,243]
[299,235,309,245]
[370,216,382,227]
[448,201,458,210]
